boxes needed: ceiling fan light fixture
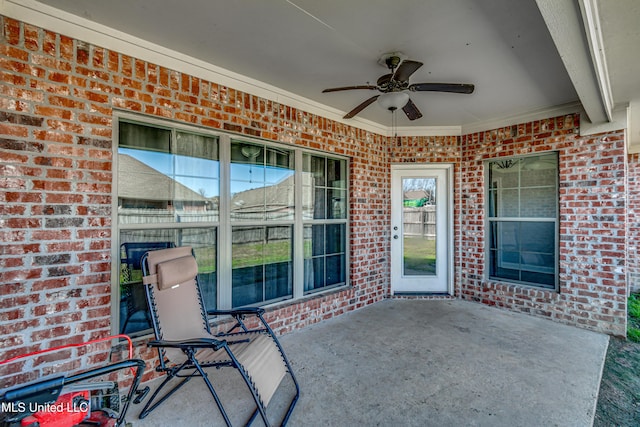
[378,91,409,112]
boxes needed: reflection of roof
[231,174,295,211]
[118,154,209,202]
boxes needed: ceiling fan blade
[402,98,423,121]
[393,60,423,82]
[344,95,379,119]
[409,83,475,94]
[322,85,378,93]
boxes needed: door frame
[390,163,454,295]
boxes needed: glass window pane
[520,222,555,253]
[489,249,521,280]
[520,153,557,187]
[520,252,554,272]
[183,228,217,310]
[313,187,326,219]
[266,147,292,169]
[304,155,325,187]
[231,141,263,164]
[265,226,292,263]
[232,265,263,307]
[312,224,324,256]
[118,123,219,225]
[489,162,519,188]
[489,220,556,288]
[327,158,345,188]
[119,121,170,152]
[118,227,216,336]
[176,131,218,161]
[495,189,519,217]
[118,149,174,223]
[265,178,294,221]
[312,257,325,289]
[521,270,555,287]
[304,224,346,293]
[232,227,265,268]
[325,224,345,255]
[302,183,314,220]
[520,187,556,217]
[265,262,292,300]
[491,222,519,252]
[327,189,346,219]
[230,141,294,221]
[326,254,345,286]
[231,226,292,307]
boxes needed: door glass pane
[402,177,437,276]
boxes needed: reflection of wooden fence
[232,226,291,244]
[118,208,219,223]
[403,205,436,239]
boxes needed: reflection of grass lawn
[403,236,436,274]
[233,240,291,268]
[120,241,292,286]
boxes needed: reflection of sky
[120,148,219,198]
[403,178,436,192]
[120,148,294,198]
[230,163,294,195]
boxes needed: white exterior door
[390,164,452,294]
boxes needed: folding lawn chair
[138,246,299,426]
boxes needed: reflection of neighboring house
[118,154,218,223]
[231,175,296,219]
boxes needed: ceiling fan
[322,52,475,120]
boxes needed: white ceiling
[9,0,640,133]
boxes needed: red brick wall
[459,116,627,335]
[0,16,632,389]
[0,17,388,387]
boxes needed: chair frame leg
[139,360,196,419]
[191,354,233,427]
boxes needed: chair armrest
[148,338,225,351]
[207,307,265,317]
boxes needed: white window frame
[110,112,350,335]
[484,152,559,290]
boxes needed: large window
[115,117,348,336]
[486,152,558,289]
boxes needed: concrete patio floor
[129,299,609,427]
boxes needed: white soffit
[536,0,608,125]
